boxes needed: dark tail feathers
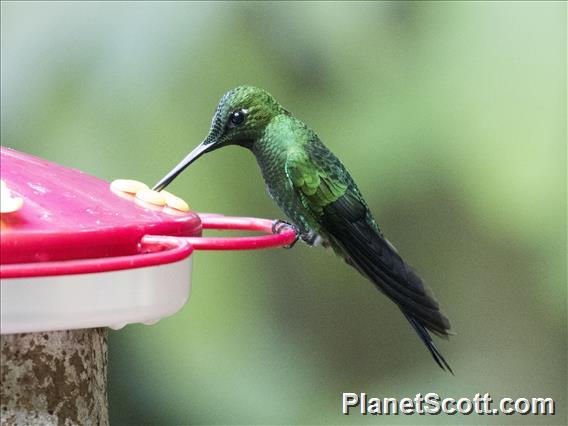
[403,311,454,374]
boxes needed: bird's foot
[271,219,300,249]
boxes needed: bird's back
[254,114,452,371]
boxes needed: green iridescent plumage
[153,86,453,373]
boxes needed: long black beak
[152,141,211,191]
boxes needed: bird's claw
[271,219,300,249]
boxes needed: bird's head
[153,86,285,191]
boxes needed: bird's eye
[228,109,247,128]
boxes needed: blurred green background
[1,1,566,424]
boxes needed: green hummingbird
[153,86,453,373]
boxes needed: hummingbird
[153,86,453,373]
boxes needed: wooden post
[1,328,108,426]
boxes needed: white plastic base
[0,257,192,334]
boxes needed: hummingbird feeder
[0,146,296,424]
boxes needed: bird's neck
[252,115,309,168]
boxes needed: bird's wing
[285,139,453,372]
[284,148,348,216]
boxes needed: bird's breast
[253,148,311,234]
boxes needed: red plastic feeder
[0,147,296,334]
